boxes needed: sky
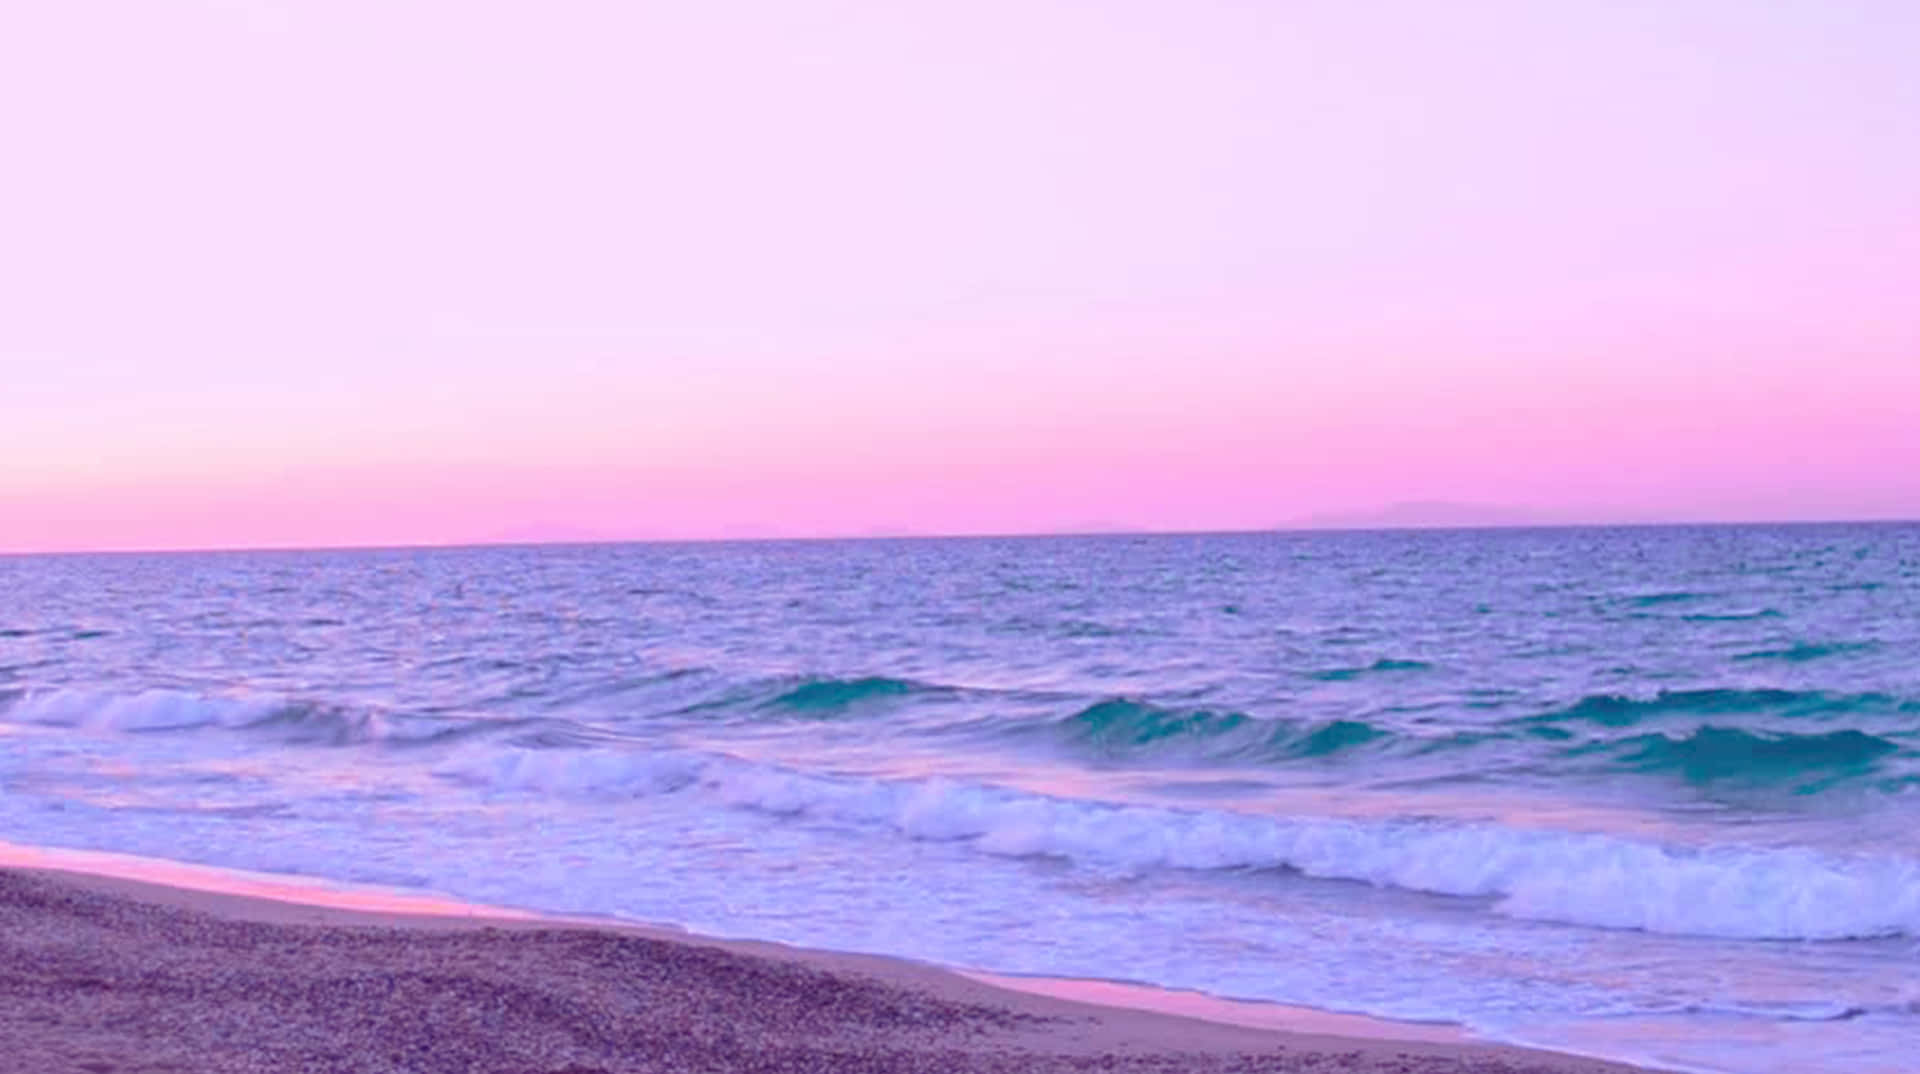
[2,0,1917,552]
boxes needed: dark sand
[0,865,1667,1074]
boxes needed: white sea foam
[1,688,283,732]
[11,683,1917,943]
[0,687,430,744]
[442,743,1920,942]
[440,746,704,796]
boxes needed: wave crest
[1056,699,1389,761]
[1060,699,1253,746]
[1613,726,1900,784]
[442,743,1920,941]
[765,676,927,713]
[1311,659,1434,681]
[0,687,476,745]
[1533,688,1913,728]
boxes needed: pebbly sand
[0,861,1669,1074]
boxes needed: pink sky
[3,0,1917,552]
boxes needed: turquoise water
[3,524,1917,1072]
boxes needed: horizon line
[4,514,1916,559]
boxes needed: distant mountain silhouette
[1282,501,1557,531]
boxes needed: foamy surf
[436,741,1920,941]
[8,681,1920,942]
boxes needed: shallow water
[3,524,1917,1072]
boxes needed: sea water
[2,525,1916,1073]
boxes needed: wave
[1048,693,1917,791]
[487,670,952,724]
[1529,688,1916,729]
[1733,641,1880,663]
[1054,699,1389,761]
[441,743,1920,941]
[1059,699,1253,746]
[1609,726,1901,784]
[1679,609,1783,622]
[1289,718,1389,756]
[1519,690,1916,785]
[1625,591,1714,607]
[0,687,483,745]
[0,676,1045,747]
[1,688,284,732]
[17,678,1911,799]
[1310,659,1433,682]
[444,744,705,796]
[1052,692,1915,780]
[765,675,927,713]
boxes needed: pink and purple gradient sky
[3,1,1916,552]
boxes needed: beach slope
[1,867,1661,1074]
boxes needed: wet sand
[1,859,1667,1074]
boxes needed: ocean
[3,524,1916,1073]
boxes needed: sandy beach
[1,857,1666,1074]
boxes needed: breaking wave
[1529,688,1917,728]
[15,681,1912,792]
[443,743,1920,942]
[764,675,931,712]
[0,687,485,745]
[1610,727,1901,784]
[1053,699,1390,761]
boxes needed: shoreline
[0,839,1669,1073]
